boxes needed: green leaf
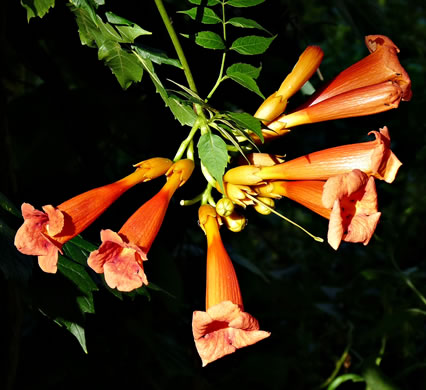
[226,72,264,98]
[21,0,55,21]
[54,319,88,353]
[230,35,276,55]
[226,62,262,79]
[71,5,99,47]
[0,192,21,218]
[57,255,99,296]
[188,0,220,5]
[227,17,269,33]
[186,31,225,50]
[69,235,98,252]
[132,52,196,126]
[131,44,181,68]
[179,7,221,24]
[226,111,264,142]
[197,132,229,187]
[98,41,143,89]
[300,80,316,95]
[362,360,401,390]
[227,0,265,7]
[114,25,151,42]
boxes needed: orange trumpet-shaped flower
[267,81,403,133]
[254,170,381,250]
[254,46,324,124]
[14,157,173,274]
[304,35,412,107]
[87,159,194,292]
[192,205,270,366]
[225,127,401,185]
[261,35,411,138]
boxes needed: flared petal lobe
[192,301,270,367]
[88,229,148,292]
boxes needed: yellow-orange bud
[216,197,235,217]
[223,211,247,233]
[254,197,275,215]
[133,157,173,181]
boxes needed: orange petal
[192,301,270,367]
[88,229,148,292]
[38,244,61,273]
[323,172,380,249]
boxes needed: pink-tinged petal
[192,301,270,367]
[38,244,60,273]
[15,203,53,256]
[369,127,402,183]
[322,169,369,209]
[88,229,148,292]
[324,172,380,249]
[42,205,65,236]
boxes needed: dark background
[2,0,426,389]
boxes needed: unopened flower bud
[133,157,173,181]
[223,211,247,233]
[254,197,275,215]
[216,198,235,217]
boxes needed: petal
[42,205,65,236]
[322,169,368,209]
[38,244,60,273]
[192,301,270,367]
[88,229,148,292]
[15,203,52,256]
[344,212,381,246]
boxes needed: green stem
[173,120,201,162]
[154,0,198,94]
[205,1,227,102]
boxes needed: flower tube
[87,159,194,292]
[14,157,173,273]
[192,205,270,366]
[254,170,381,250]
[225,127,401,185]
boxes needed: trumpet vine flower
[254,170,381,249]
[261,35,411,137]
[14,158,173,273]
[192,205,270,366]
[224,127,401,185]
[87,159,194,292]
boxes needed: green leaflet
[98,41,143,89]
[226,64,264,98]
[227,17,269,33]
[197,132,229,188]
[187,0,220,5]
[226,111,264,142]
[21,0,55,21]
[230,35,276,55]
[179,7,221,24]
[131,44,182,68]
[132,51,196,126]
[185,31,226,50]
[227,0,265,7]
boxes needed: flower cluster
[14,34,410,366]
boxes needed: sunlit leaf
[226,62,262,79]
[225,111,264,142]
[227,0,265,7]
[21,0,55,21]
[188,0,220,4]
[54,319,88,353]
[197,132,228,187]
[185,31,225,50]
[179,7,221,24]
[227,17,269,33]
[230,35,276,55]
[226,71,264,98]
[98,40,143,89]
[132,44,181,68]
